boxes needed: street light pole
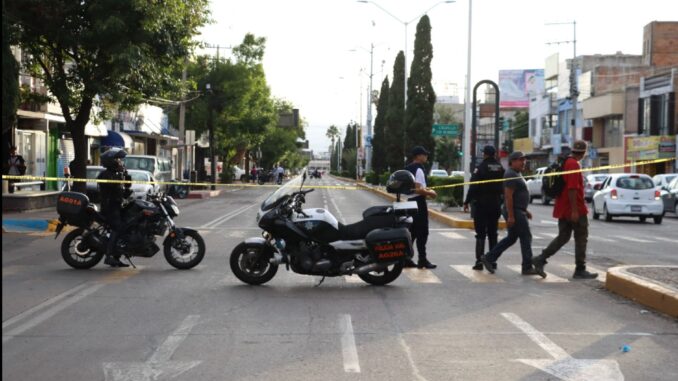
[462,0,473,200]
[206,83,216,191]
[366,43,374,174]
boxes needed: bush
[219,165,235,184]
[428,176,464,207]
[379,173,391,186]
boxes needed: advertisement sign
[626,135,677,161]
[499,69,545,108]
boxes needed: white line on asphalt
[653,237,678,244]
[439,231,466,240]
[343,275,364,284]
[403,268,442,283]
[449,265,505,283]
[589,235,615,243]
[3,283,105,344]
[339,314,361,373]
[200,203,257,228]
[149,315,201,363]
[502,312,570,360]
[614,235,653,243]
[2,282,90,329]
[328,191,347,224]
[398,335,428,381]
[506,265,569,283]
[540,232,558,238]
[540,220,558,225]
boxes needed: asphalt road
[3,177,678,381]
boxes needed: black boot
[473,239,485,270]
[573,266,598,279]
[532,254,547,278]
[417,258,437,269]
[104,255,129,268]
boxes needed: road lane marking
[450,265,505,283]
[403,268,442,283]
[328,191,347,224]
[560,264,606,283]
[439,231,466,240]
[398,334,428,381]
[2,282,106,344]
[339,314,360,373]
[343,275,364,284]
[589,235,615,243]
[502,312,624,381]
[614,235,653,243]
[103,315,202,381]
[540,232,558,238]
[540,220,558,225]
[200,203,257,228]
[2,282,90,329]
[654,237,678,244]
[506,265,568,283]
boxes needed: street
[3,177,678,381]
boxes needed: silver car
[584,174,608,202]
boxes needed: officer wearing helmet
[98,148,132,267]
[404,146,437,269]
[463,145,505,271]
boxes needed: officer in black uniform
[463,145,505,271]
[404,146,438,269]
[98,148,132,267]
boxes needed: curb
[2,218,73,234]
[606,266,678,318]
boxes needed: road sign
[432,124,460,137]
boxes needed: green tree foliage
[6,0,210,190]
[435,137,461,172]
[2,0,19,137]
[405,15,436,163]
[326,125,340,152]
[371,77,389,174]
[512,110,529,139]
[385,51,406,172]
[341,121,360,178]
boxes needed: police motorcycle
[229,168,418,286]
[54,190,205,270]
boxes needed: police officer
[405,146,438,269]
[464,145,505,271]
[98,148,132,267]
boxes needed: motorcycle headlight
[171,205,180,216]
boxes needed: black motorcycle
[55,191,205,270]
[230,169,417,286]
[167,180,190,199]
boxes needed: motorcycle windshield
[260,168,308,211]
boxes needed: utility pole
[462,0,473,200]
[206,83,215,191]
[178,64,187,180]
[366,43,374,174]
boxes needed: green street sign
[432,124,460,137]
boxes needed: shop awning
[101,131,133,150]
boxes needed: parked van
[123,155,172,191]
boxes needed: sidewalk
[606,266,678,318]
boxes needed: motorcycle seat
[339,214,395,241]
[362,205,392,219]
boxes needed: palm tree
[326,125,340,153]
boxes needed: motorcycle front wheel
[61,228,104,269]
[358,262,403,286]
[164,230,205,269]
[230,243,278,285]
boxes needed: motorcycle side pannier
[56,191,92,227]
[365,227,413,262]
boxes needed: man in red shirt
[533,140,598,279]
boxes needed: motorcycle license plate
[631,205,642,212]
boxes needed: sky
[198,0,678,152]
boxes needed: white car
[449,171,465,177]
[592,173,664,224]
[652,173,678,190]
[232,165,247,182]
[127,169,160,200]
[526,167,553,205]
[429,169,448,177]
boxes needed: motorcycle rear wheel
[358,262,403,286]
[61,228,104,269]
[230,243,278,285]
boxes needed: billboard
[499,69,545,109]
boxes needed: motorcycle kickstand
[123,254,137,269]
[313,276,326,288]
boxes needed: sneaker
[104,256,129,268]
[521,267,544,277]
[472,262,483,271]
[532,255,547,278]
[417,260,437,269]
[480,255,495,274]
[572,269,598,279]
[492,263,498,270]
[403,259,417,268]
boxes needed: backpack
[541,156,571,198]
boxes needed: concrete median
[606,265,678,318]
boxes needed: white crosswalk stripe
[589,235,615,243]
[506,265,569,283]
[450,265,505,283]
[614,235,653,243]
[439,231,467,240]
[403,268,442,283]
[343,275,364,284]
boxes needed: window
[616,176,653,190]
[129,171,149,181]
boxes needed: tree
[371,77,389,174]
[435,137,461,172]
[512,110,529,139]
[6,0,210,190]
[326,125,340,152]
[385,51,406,172]
[341,121,360,178]
[405,15,436,163]
[2,0,19,137]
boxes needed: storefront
[625,135,676,175]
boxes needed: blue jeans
[484,210,533,270]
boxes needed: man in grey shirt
[480,151,545,277]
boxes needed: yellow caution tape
[2,157,675,191]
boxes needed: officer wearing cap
[464,145,505,271]
[404,146,438,269]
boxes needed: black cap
[411,146,430,157]
[508,151,526,162]
[482,145,496,156]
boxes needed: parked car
[584,174,608,202]
[63,165,105,203]
[592,173,664,224]
[660,177,678,214]
[126,169,160,200]
[526,167,553,205]
[449,171,465,177]
[123,155,172,191]
[652,173,678,190]
[429,169,448,177]
[232,165,247,182]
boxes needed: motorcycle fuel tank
[292,208,339,242]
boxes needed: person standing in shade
[4,145,26,194]
[463,145,505,271]
[404,146,438,269]
[480,151,544,277]
[532,140,598,279]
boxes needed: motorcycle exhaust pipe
[353,263,387,275]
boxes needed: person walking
[404,146,438,269]
[464,145,505,271]
[480,151,544,277]
[4,145,26,194]
[532,140,598,279]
